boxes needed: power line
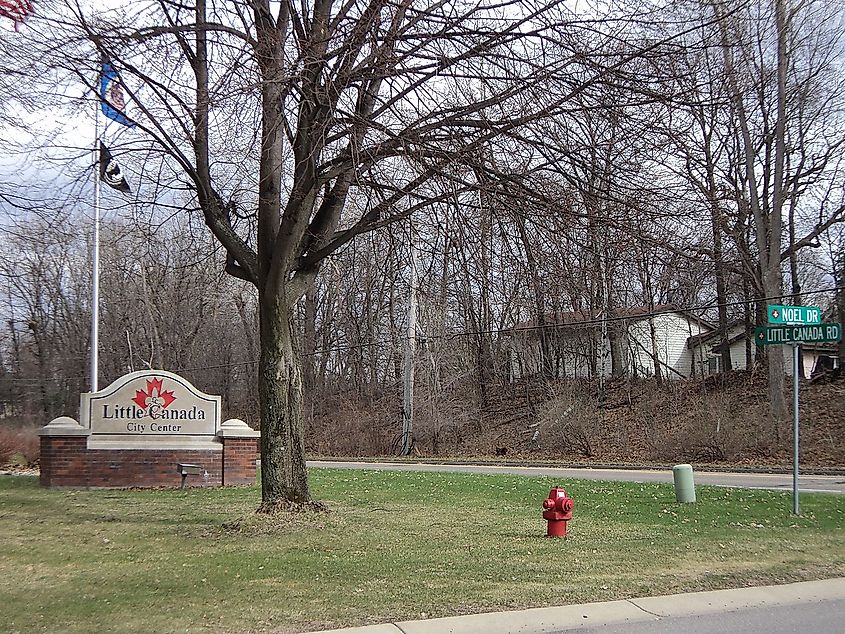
[1,285,842,383]
[431,285,845,340]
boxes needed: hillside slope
[309,371,845,469]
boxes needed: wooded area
[1,0,844,504]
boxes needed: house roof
[686,320,746,350]
[509,305,715,335]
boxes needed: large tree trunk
[696,103,733,372]
[609,328,624,379]
[763,267,787,427]
[767,0,789,422]
[303,285,317,393]
[258,294,310,509]
[648,318,663,386]
[787,203,805,379]
[715,0,787,422]
[708,192,732,372]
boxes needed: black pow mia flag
[99,142,131,193]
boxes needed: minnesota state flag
[99,61,136,127]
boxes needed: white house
[689,323,839,379]
[506,306,714,381]
[507,305,840,382]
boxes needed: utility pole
[401,236,417,456]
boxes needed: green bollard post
[673,464,696,503]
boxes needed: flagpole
[91,58,135,392]
[90,93,101,392]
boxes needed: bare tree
[16,0,634,509]
[710,0,845,418]
[12,0,841,504]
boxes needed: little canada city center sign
[39,369,258,489]
[82,370,220,438]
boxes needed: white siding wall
[507,312,713,381]
[695,325,748,375]
[727,339,751,371]
[508,332,604,379]
[783,347,826,378]
[627,314,709,379]
[557,348,602,378]
[705,338,828,378]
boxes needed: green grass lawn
[1,470,844,634]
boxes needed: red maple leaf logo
[132,378,176,410]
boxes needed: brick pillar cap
[39,416,91,436]
[218,418,260,438]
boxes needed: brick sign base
[39,417,258,489]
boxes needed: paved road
[312,578,845,634]
[308,460,845,493]
[562,598,845,633]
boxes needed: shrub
[15,426,40,466]
[538,390,598,458]
[0,427,18,467]
[0,425,40,467]
[307,394,395,456]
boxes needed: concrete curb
[307,457,845,477]
[309,577,845,634]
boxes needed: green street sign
[767,305,822,325]
[754,323,842,345]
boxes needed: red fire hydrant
[542,486,574,538]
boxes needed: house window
[707,356,721,375]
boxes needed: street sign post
[791,344,799,515]
[754,323,842,346]
[767,304,822,325]
[757,315,841,516]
